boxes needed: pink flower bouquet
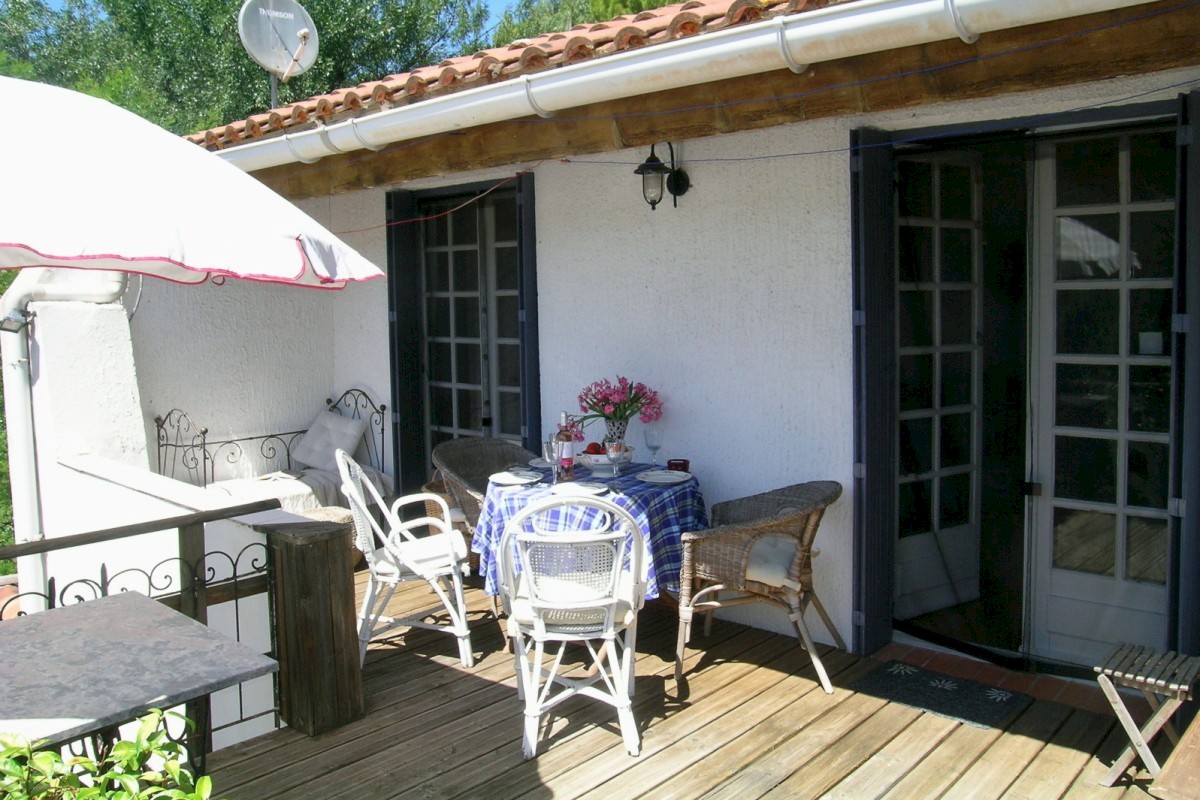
[577,376,663,427]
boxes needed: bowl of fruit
[579,441,634,473]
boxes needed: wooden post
[177,522,211,758]
[262,519,363,736]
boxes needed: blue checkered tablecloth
[472,462,708,599]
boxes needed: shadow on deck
[206,574,1158,799]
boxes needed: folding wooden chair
[1094,642,1200,786]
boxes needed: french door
[877,124,1181,667]
[1028,129,1177,665]
[420,190,525,448]
[388,177,540,492]
[893,154,983,621]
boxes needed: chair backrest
[715,481,843,587]
[498,495,647,636]
[337,448,456,575]
[337,449,392,571]
[431,437,539,525]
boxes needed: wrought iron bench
[154,388,389,514]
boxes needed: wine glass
[605,440,626,476]
[643,427,663,465]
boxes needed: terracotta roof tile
[191,0,844,151]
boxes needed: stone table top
[0,591,278,747]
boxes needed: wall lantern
[634,142,689,210]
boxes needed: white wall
[114,64,1200,645]
[128,187,393,460]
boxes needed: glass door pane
[894,154,983,621]
[1030,128,1175,665]
[420,191,524,451]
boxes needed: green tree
[0,269,15,577]
[0,0,490,134]
[491,0,658,44]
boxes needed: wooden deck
[207,574,1162,799]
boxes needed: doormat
[850,660,1032,729]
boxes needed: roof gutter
[216,0,1159,173]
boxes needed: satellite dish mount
[238,0,320,108]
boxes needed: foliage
[492,0,656,44]
[0,710,215,799]
[0,0,489,134]
[0,269,14,577]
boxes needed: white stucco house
[5,0,1200,679]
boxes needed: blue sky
[484,0,511,27]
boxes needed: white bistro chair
[336,449,473,668]
[497,494,648,759]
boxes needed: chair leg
[448,570,474,668]
[1097,673,1179,785]
[675,606,693,682]
[622,621,639,698]
[607,638,640,756]
[358,579,397,666]
[806,592,846,651]
[791,607,834,694]
[521,639,548,760]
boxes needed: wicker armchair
[431,437,540,536]
[675,481,844,693]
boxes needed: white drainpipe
[1,269,128,610]
[218,0,1159,172]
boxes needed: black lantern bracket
[634,142,690,210]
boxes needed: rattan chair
[336,449,474,667]
[431,437,540,538]
[675,481,844,693]
[497,494,648,759]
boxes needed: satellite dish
[238,0,320,87]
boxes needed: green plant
[0,710,216,800]
[0,268,15,577]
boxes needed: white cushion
[374,533,466,578]
[291,411,367,472]
[745,536,797,588]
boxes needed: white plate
[528,458,553,469]
[549,481,609,496]
[636,470,692,485]
[490,469,543,486]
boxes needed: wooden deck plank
[939,701,1074,799]
[564,649,859,800]
[877,717,1004,799]
[640,657,880,800]
[762,701,925,800]
[200,573,1147,800]
[1062,724,1157,800]
[1000,707,1115,799]
[315,609,768,800]
[697,680,891,798]
[819,711,960,800]
[279,612,685,800]
[431,622,794,800]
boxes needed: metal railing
[0,497,284,763]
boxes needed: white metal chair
[497,494,648,759]
[336,449,473,668]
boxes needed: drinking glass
[644,427,663,465]
[606,440,625,476]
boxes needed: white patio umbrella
[0,76,383,289]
